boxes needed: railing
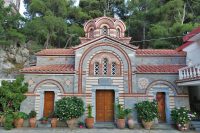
[0,79,15,87]
[179,64,200,80]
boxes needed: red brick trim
[78,42,132,94]
[33,79,65,93]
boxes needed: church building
[20,16,189,124]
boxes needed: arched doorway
[156,92,166,122]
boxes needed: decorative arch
[88,51,122,76]
[96,17,115,29]
[78,42,132,94]
[33,79,65,93]
[145,80,178,95]
[84,20,96,32]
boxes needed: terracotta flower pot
[177,123,189,131]
[85,117,94,128]
[51,118,58,128]
[127,118,135,129]
[117,119,125,129]
[66,118,78,129]
[14,118,24,128]
[142,120,153,129]
[29,117,36,128]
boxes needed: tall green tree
[0,0,25,46]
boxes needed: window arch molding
[88,52,122,76]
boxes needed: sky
[19,0,80,17]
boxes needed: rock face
[0,44,29,78]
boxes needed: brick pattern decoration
[136,49,186,56]
[136,65,186,73]
[21,64,74,74]
[35,49,75,56]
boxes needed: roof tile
[136,65,185,73]
[136,49,186,56]
[21,64,74,74]
[35,49,75,56]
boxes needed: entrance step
[191,121,200,131]
[151,123,174,130]
[94,122,116,129]
[37,122,51,128]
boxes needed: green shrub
[87,104,93,118]
[55,97,85,121]
[4,111,14,130]
[28,110,37,118]
[171,106,196,127]
[135,100,158,122]
[116,104,132,119]
[14,112,28,120]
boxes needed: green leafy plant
[0,75,28,112]
[55,97,85,121]
[49,111,57,118]
[3,111,14,130]
[116,104,132,119]
[28,110,37,118]
[14,112,28,120]
[171,106,196,128]
[87,104,93,118]
[39,116,48,121]
[135,100,158,122]
[78,121,84,127]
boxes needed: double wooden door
[43,91,55,117]
[156,92,166,122]
[96,90,114,122]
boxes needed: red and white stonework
[20,16,190,123]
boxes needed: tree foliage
[0,75,28,112]
[0,0,25,46]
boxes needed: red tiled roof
[136,65,185,73]
[176,41,193,52]
[136,49,186,56]
[35,49,75,56]
[183,27,200,42]
[20,64,74,74]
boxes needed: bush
[28,110,37,118]
[135,100,158,122]
[116,104,132,119]
[14,112,28,120]
[171,106,196,127]
[4,111,14,130]
[55,97,85,121]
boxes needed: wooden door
[96,90,114,122]
[156,92,166,122]
[43,91,55,117]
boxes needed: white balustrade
[179,64,200,80]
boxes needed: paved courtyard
[0,128,198,133]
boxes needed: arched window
[94,62,100,75]
[103,58,108,75]
[102,26,108,35]
[116,28,120,38]
[89,28,94,38]
[111,62,116,75]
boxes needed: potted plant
[28,110,37,128]
[49,112,58,128]
[55,97,85,129]
[135,100,158,129]
[39,116,48,124]
[85,104,94,128]
[116,104,131,129]
[13,112,28,128]
[78,121,84,128]
[171,106,196,131]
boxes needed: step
[94,122,116,129]
[151,123,174,130]
[37,122,51,128]
[191,121,200,125]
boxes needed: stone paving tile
[0,128,198,133]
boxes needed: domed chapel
[21,16,189,124]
